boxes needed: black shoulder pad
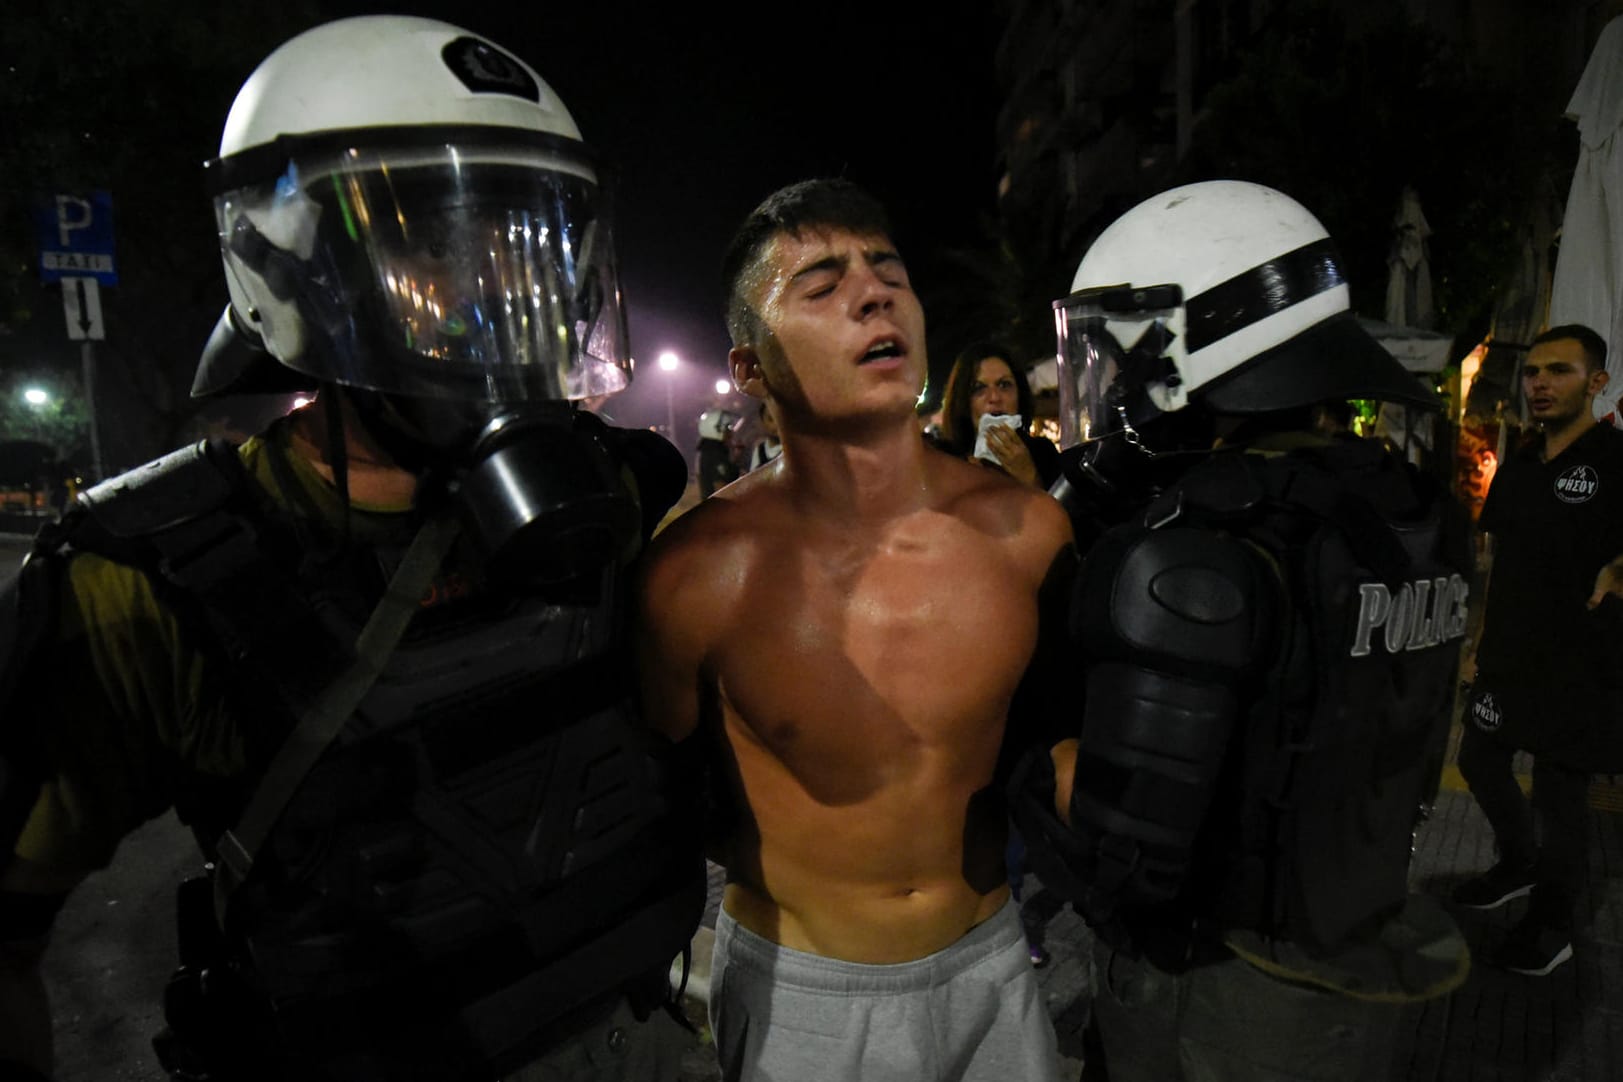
[1142,451,1268,528]
[76,439,246,541]
[1080,525,1277,680]
[602,426,688,540]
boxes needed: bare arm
[633,474,761,746]
[634,513,747,866]
[633,532,715,745]
[1588,554,1623,610]
[1049,739,1079,824]
[0,857,87,1077]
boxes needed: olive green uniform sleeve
[9,421,461,876]
[13,552,241,875]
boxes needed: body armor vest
[1057,442,1471,965]
[49,438,705,1080]
[1201,449,1469,952]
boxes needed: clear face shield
[213,130,630,404]
[209,130,646,583]
[1052,284,1185,449]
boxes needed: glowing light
[1458,340,1488,423]
[657,351,680,372]
[715,378,732,394]
[22,388,47,406]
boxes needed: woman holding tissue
[939,342,1062,489]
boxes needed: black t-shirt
[1021,432,1064,490]
[1477,421,1623,689]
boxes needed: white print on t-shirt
[1554,464,1599,504]
[1470,690,1504,732]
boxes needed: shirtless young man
[636,179,1074,1081]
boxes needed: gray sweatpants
[710,900,1064,1082]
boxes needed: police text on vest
[1350,575,1469,657]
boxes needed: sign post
[35,191,115,481]
[61,277,104,341]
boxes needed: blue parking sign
[36,191,118,286]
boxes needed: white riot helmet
[1053,180,1437,449]
[194,15,630,404]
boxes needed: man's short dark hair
[720,179,894,347]
[1533,324,1608,373]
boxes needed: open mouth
[859,339,904,364]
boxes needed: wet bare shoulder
[637,470,795,650]
[636,495,758,742]
[931,454,1075,581]
[641,493,758,615]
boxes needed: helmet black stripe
[1184,238,1344,353]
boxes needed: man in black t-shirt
[1454,323,1623,976]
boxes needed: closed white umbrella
[1549,14,1623,422]
[1357,317,1453,374]
[1385,186,1436,330]
[1378,186,1445,464]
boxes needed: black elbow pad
[1061,525,1278,911]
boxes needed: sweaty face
[1523,338,1607,430]
[969,357,1019,427]
[748,228,926,428]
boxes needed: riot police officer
[1015,181,1472,1081]
[0,16,705,1081]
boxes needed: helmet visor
[215,132,629,402]
[1052,285,1182,449]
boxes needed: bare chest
[715,528,1038,767]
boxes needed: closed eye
[871,253,909,288]
[799,270,840,299]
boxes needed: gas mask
[210,136,642,583]
[194,17,658,584]
[327,390,636,585]
[452,404,639,585]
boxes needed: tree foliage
[919,212,1066,403]
[0,366,89,462]
[945,1,1566,383]
[1175,1,1566,346]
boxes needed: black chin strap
[263,388,366,571]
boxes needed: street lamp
[714,378,732,395]
[657,350,680,439]
[21,388,49,447]
[20,388,51,517]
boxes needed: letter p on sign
[56,195,93,247]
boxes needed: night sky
[324,0,1006,446]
